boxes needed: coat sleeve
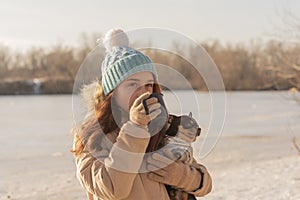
[74,121,150,200]
[185,158,213,197]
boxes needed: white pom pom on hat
[101,28,129,53]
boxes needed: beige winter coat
[74,120,212,200]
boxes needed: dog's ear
[189,112,192,117]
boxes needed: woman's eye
[146,83,154,88]
[129,83,138,88]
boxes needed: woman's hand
[146,152,201,192]
[129,92,161,127]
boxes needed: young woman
[71,29,212,200]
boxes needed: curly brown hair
[71,80,166,156]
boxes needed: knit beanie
[101,29,158,96]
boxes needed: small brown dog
[160,113,201,200]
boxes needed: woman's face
[114,71,154,112]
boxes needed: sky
[1,0,300,50]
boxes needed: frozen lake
[0,91,300,158]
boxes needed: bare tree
[0,44,11,75]
[266,7,300,90]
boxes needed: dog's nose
[196,128,201,136]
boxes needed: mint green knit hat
[101,29,158,96]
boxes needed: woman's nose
[145,85,152,93]
[136,85,152,95]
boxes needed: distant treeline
[0,33,299,94]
